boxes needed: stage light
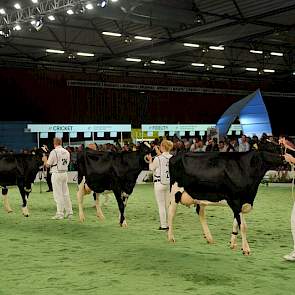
[123,35,132,44]
[97,0,108,8]
[67,9,74,15]
[0,8,6,15]
[194,14,205,25]
[31,16,43,31]
[0,27,11,38]
[85,3,94,9]
[31,0,38,3]
[13,24,21,31]
[48,15,55,21]
[14,3,21,10]
[74,3,85,14]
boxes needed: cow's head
[31,146,49,167]
[138,142,152,168]
[258,139,283,155]
[259,140,284,168]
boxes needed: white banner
[27,124,131,133]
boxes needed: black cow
[168,142,283,255]
[77,143,150,226]
[0,150,45,216]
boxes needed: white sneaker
[51,215,64,220]
[65,214,73,220]
[283,251,295,261]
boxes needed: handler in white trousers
[147,140,173,230]
[46,137,73,220]
[279,135,295,261]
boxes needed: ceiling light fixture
[31,16,43,31]
[151,60,165,65]
[13,24,21,31]
[250,50,263,54]
[209,45,224,51]
[74,3,85,14]
[85,3,94,9]
[0,8,6,15]
[183,43,199,48]
[31,0,38,3]
[246,67,258,71]
[212,64,225,68]
[126,58,141,62]
[77,52,95,57]
[263,69,275,73]
[67,9,74,15]
[97,0,108,8]
[0,27,11,38]
[14,3,21,10]
[46,49,65,54]
[48,15,55,21]
[102,31,122,37]
[270,52,283,57]
[134,36,152,41]
[191,63,205,67]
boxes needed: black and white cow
[77,143,150,226]
[168,142,283,255]
[0,150,46,216]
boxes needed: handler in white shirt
[147,140,173,230]
[46,137,73,220]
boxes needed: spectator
[238,135,250,152]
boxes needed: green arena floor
[0,183,295,295]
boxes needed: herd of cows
[0,141,285,255]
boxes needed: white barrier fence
[35,170,153,184]
[35,170,294,185]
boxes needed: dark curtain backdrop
[0,68,294,135]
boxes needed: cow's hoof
[96,213,105,221]
[79,215,85,223]
[168,234,176,243]
[7,209,13,213]
[242,250,250,256]
[22,207,29,217]
[206,238,214,244]
[230,243,238,250]
[121,220,128,228]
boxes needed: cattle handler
[280,136,295,261]
[147,140,173,230]
[46,137,73,220]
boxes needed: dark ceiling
[0,0,295,81]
